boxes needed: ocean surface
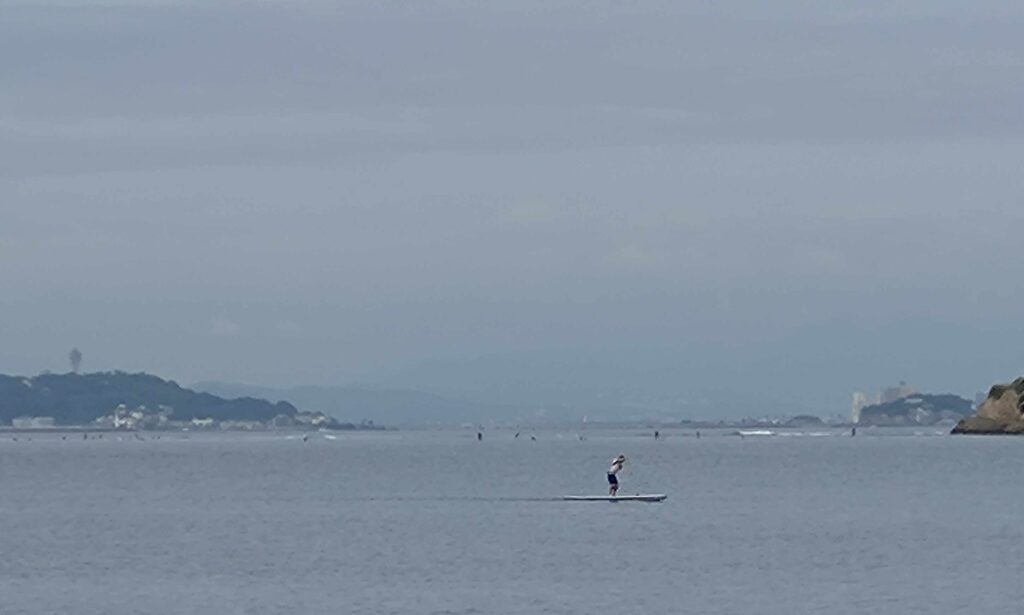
[3,426,1024,614]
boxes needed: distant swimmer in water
[514,432,520,439]
[654,430,660,440]
[530,435,536,441]
[477,432,483,441]
[607,454,626,496]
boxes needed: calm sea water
[2,427,1023,614]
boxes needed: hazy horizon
[4,1,1024,417]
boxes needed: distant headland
[0,372,383,431]
[856,394,973,427]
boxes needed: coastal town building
[11,416,55,429]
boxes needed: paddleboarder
[607,454,626,496]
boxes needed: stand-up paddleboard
[563,494,667,502]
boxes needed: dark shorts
[607,473,618,485]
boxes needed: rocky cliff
[951,377,1024,434]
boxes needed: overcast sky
[3,1,1024,415]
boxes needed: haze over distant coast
[0,360,1003,430]
[192,379,817,425]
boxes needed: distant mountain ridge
[192,381,824,425]
[192,381,516,425]
[0,372,298,426]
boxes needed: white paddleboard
[563,494,667,502]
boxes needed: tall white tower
[851,392,868,424]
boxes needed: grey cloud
[3,1,1024,415]
[4,3,1024,178]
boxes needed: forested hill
[857,393,972,426]
[0,372,298,425]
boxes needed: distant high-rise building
[851,392,869,424]
[880,381,916,404]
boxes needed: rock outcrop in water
[952,377,1024,434]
